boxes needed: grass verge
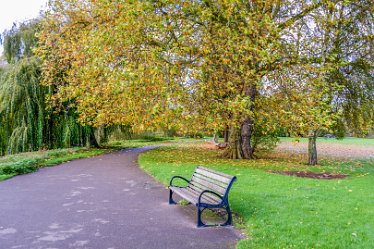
[138,141,374,249]
[0,147,111,181]
[105,137,194,148]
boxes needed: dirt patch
[202,141,220,149]
[276,140,374,159]
[270,170,349,180]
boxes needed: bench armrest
[198,190,223,205]
[169,176,190,187]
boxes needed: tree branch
[278,1,324,30]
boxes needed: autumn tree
[37,0,373,162]
[185,0,373,162]
[37,0,187,134]
[266,0,373,164]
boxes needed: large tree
[37,0,373,161]
[37,0,187,131]
[267,0,373,164]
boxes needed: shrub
[0,159,38,175]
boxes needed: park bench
[168,166,237,227]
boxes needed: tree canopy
[37,0,373,163]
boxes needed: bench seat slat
[186,185,222,204]
[197,166,234,180]
[194,168,232,184]
[169,187,196,203]
[190,175,226,195]
[169,186,220,205]
[192,172,228,188]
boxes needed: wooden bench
[168,166,237,227]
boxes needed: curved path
[0,147,241,249]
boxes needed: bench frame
[168,166,237,227]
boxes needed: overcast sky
[0,0,48,54]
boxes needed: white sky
[0,0,48,54]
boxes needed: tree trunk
[86,127,100,148]
[213,134,219,144]
[221,123,256,159]
[222,83,257,159]
[240,118,255,159]
[308,130,318,165]
[97,126,109,145]
[217,126,229,149]
[221,127,243,159]
[223,126,229,143]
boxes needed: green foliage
[0,118,6,156]
[0,19,99,155]
[138,134,172,142]
[251,119,280,153]
[333,118,347,139]
[0,56,93,153]
[251,134,279,153]
[0,175,13,181]
[1,20,39,64]
[0,57,43,153]
[139,142,374,248]
[1,161,38,175]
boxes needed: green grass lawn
[139,142,374,249]
[0,147,111,181]
[105,136,200,148]
[105,138,174,148]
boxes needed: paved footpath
[0,147,241,249]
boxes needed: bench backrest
[190,166,236,200]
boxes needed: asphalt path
[0,147,241,249]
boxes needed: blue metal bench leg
[224,204,232,226]
[197,206,205,227]
[169,189,177,204]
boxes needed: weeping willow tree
[0,68,6,155]
[0,19,99,155]
[0,57,43,153]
